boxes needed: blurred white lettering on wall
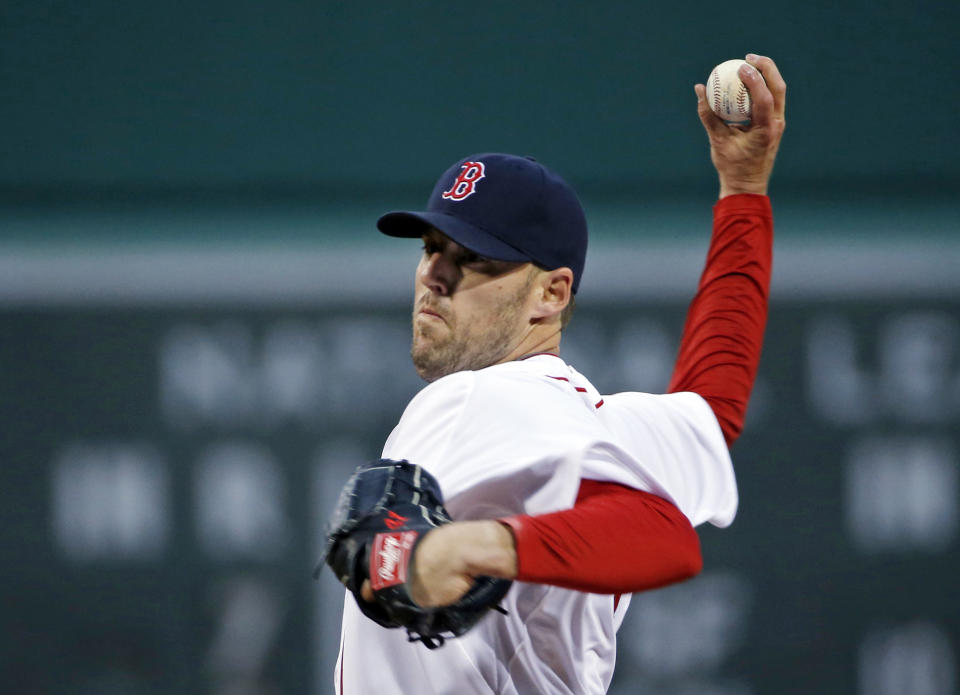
[623,571,752,677]
[859,622,956,695]
[161,322,258,428]
[206,575,286,695]
[51,443,169,560]
[159,319,419,430]
[194,441,290,561]
[845,436,958,552]
[879,313,959,423]
[806,312,960,425]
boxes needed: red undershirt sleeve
[501,194,772,593]
[668,193,773,445]
[500,479,702,593]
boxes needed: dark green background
[3,1,957,198]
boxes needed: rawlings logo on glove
[371,531,417,589]
[315,459,512,649]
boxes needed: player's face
[411,229,538,382]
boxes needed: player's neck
[496,327,561,366]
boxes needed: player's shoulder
[473,355,594,409]
[601,389,718,426]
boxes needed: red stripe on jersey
[548,375,589,394]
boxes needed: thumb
[361,579,374,602]
[695,83,728,138]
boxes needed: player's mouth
[416,300,448,323]
[418,307,446,322]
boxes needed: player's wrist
[461,520,518,580]
[719,185,767,198]
[718,176,768,199]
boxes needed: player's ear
[531,267,573,322]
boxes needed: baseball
[706,59,752,125]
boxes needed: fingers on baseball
[745,54,786,119]
[733,62,773,128]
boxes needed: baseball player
[328,54,786,693]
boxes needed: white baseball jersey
[336,354,736,694]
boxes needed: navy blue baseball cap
[377,153,588,293]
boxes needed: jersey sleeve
[668,193,773,445]
[589,390,737,527]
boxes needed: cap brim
[376,211,531,263]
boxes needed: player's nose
[419,252,454,296]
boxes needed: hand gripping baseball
[695,54,787,198]
[316,459,512,649]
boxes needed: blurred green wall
[3,1,957,194]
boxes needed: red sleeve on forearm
[499,479,702,594]
[668,193,773,446]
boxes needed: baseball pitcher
[320,54,786,694]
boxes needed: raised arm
[672,55,785,444]
[668,193,773,445]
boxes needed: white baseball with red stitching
[706,59,752,124]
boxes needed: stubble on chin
[410,318,454,382]
[411,268,535,382]
[410,315,479,382]
[410,291,528,382]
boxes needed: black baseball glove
[316,458,512,649]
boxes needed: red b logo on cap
[441,161,486,201]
